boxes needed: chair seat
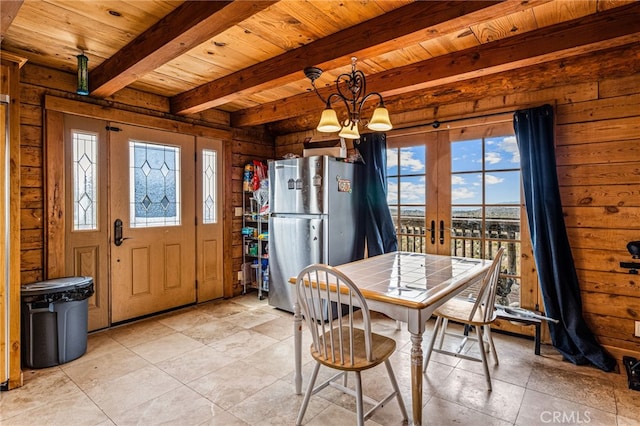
[434,298,497,326]
[311,327,396,371]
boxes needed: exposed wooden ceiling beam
[89,1,277,97]
[269,42,640,134]
[0,0,23,42]
[171,0,553,115]
[231,2,640,128]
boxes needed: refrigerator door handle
[439,220,445,245]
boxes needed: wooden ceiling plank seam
[89,1,278,98]
[230,2,640,127]
[170,0,520,115]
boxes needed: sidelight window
[72,130,98,231]
[202,149,217,224]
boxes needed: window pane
[486,207,520,239]
[451,172,482,204]
[485,135,520,170]
[485,171,520,204]
[451,207,482,238]
[386,147,399,176]
[451,139,482,172]
[387,176,399,204]
[397,207,426,253]
[399,146,425,174]
[399,175,425,204]
[202,149,217,224]
[130,141,181,227]
[72,131,98,231]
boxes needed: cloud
[451,175,466,185]
[485,174,504,185]
[387,179,425,203]
[501,135,520,163]
[400,180,424,202]
[485,151,502,164]
[387,149,424,172]
[452,186,477,201]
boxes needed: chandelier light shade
[304,57,392,139]
[76,52,89,96]
[368,107,393,132]
[338,123,360,140]
[317,108,341,132]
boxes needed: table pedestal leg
[294,301,303,395]
[410,332,423,426]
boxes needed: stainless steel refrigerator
[268,155,363,313]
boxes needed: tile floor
[1,293,639,425]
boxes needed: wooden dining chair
[295,264,407,426]
[423,247,505,391]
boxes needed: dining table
[291,251,493,426]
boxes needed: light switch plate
[237,271,243,281]
[235,207,243,216]
[635,321,640,338]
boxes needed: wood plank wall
[17,63,273,298]
[15,56,640,369]
[275,69,640,369]
[556,74,640,364]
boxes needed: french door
[387,121,538,314]
[387,131,451,255]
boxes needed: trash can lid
[21,276,93,295]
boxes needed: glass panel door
[387,132,450,255]
[387,121,538,320]
[450,133,523,307]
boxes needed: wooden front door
[61,114,224,330]
[109,124,196,323]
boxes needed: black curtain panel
[357,133,398,256]
[513,104,616,372]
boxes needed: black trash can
[21,276,94,368]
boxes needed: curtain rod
[396,109,516,133]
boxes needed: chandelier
[304,57,392,140]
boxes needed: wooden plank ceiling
[2,0,639,135]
